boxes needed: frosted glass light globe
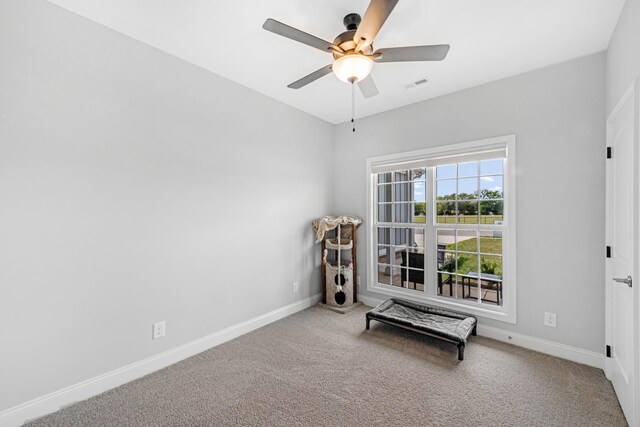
[332,54,373,83]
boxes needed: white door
[606,79,639,427]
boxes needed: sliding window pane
[479,252,502,305]
[437,272,454,297]
[480,159,503,176]
[377,227,390,245]
[378,184,392,203]
[392,247,404,266]
[458,178,478,199]
[436,202,456,224]
[480,176,503,199]
[436,179,456,200]
[394,182,409,202]
[458,161,478,177]
[390,267,403,288]
[378,172,392,184]
[411,203,427,223]
[436,229,455,250]
[393,228,407,247]
[378,203,392,222]
[406,248,424,270]
[377,264,391,285]
[456,253,478,277]
[479,230,502,255]
[394,203,410,223]
[480,255,502,279]
[394,170,409,182]
[452,275,463,299]
[411,168,426,181]
[456,230,478,253]
[437,251,456,273]
[408,228,425,249]
[377,246,390,264]
[480,200,503,224]
[460,276,479,302]
[457,201,478,223]
[412,181,426,202]
[436,164,456,179]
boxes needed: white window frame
[365,135,517,323]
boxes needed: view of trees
[413,202,426,216]
[436,189,503,216]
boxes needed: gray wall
[333,53,606,353]
[0,0,333,411]
[607,0,640,113]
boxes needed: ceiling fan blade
[354,0,399,50]
[263,19,335,53]
[358,75,379,98]
[373,45,450,62]
[288,65,333,89]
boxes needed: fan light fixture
[263,1,451,130]
[332,54,373,83]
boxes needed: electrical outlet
[293,281,299,293]
[152,321,166,340]
[544,312,556,328]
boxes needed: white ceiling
[46,0,624,124]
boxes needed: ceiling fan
[262,0,450,99]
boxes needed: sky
[413,159,504,201]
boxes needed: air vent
[401,78,429,89]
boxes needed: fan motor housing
[343,13,361,30]
[332,30,373,60]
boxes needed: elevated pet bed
[366,298,477,360]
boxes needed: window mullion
[425,168,435,295]
[391,175,395,224]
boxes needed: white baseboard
[477,325,604,369]
[358,294,386,308]
[0,294,322,427]
[358,293,604,370]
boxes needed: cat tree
[312,215,362,313]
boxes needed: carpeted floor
[26,304,626,426]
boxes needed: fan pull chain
[351,80,356,132]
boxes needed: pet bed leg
[457,343,465,361]
[366,316,370,330]
[472,325,477,336]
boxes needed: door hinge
[606,246,612,258]
[607,147,612,159]
[606,345,612,358]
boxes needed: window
[366,136,516,323]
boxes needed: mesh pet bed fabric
[367,298,476,344]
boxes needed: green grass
[437,215,503,224]
[450,236,502,254]
[391,215,504,276]
[410,215,502,224]
[443,237,502,276]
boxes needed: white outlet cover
[544,312,556,327]
[293,281,299,292]
[153,321,166,340]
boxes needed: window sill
[368,282,516,324]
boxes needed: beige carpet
[26,305,626,426]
